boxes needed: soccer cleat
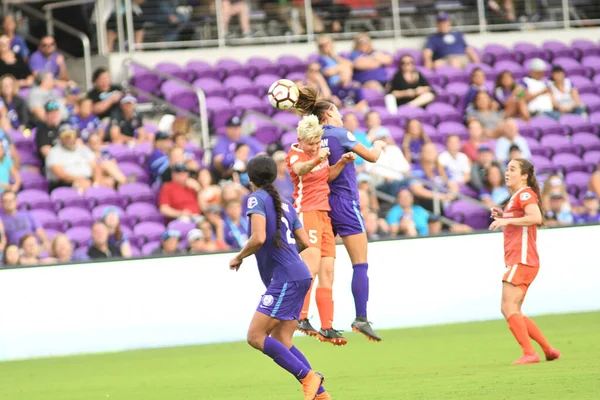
[317,328,348,346]
[511,353,541,365]
[545,348,561,361]
[315,390,332,400]
[300,371,324,400]
[297,318,319,337]
[351,317,382,342]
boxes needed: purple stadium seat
[559,114,595,134]
[572,133,600,153]
[513,42,547,63]
[167,220,195,237]
[435,65,469,85]
[119,162,150,184]
[581,56,600,76]
[251,119,283,145]
[217,58,251,80]
[43,229,60,241]
[281,131,297,150]
[493,60,527,80]
[58,207,93,230]
[118,183,155,206]
[272,112,301,128]
[482,44,515,64]
[516,121,540,139]
[142,241,160,255]
[579,93,600,113]
[84,187,119,209]
[277,55,308,75]
[50,187,88,211]
[143,121,158,135]
[525,137,550,158]
[396,105,437,126]
[531,155,555,173]
[540,134,578,156]
[133,222,165,247]
[459,184,478,198]
[30,209,62,231]
[162,81,198,112]
[254,74,280,91]
[225,76,263,97]
[590,112,600,126]
[542,40,577,60]
[568,75,596,95]
[106,144,138,164]
[65,227,92,249]
[247,57,279,76]
[193,78,228,98]
[583,151,600,167]
[437,121,469,141]
[19,152,42,168]
[444,82,470,98]
[462,208,491,230]
[552,153,587,173]
[16,189,52,211]
[131,70,162,96]
[573,39,600,56]
[186,60,219,81]
[552,57,585,77]
[231,94,271,115]
[529,116,566,136]
[565,171,591,196]
[467,63,497,79]
[426,102,463,124]
[126,202,164,225]
[134,141,153,160]
[156,62,192,82]
[444,200,478,221]
[286,72,305,82]
[130,245,141,257]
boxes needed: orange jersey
[502,187,540,267]
[286,144,331,213]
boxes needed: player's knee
[246,331,265,350]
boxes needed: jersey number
[308,230,318,244]
[281,217,296,244]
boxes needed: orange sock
[523,316,551,353]
[507,314,536,355]
[315,287,334,330]
[299,280,314,320]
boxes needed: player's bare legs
[341,233,381,342]
[501,282,541,364]
[297,247,321,336]
[316,256,347,346]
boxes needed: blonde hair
[296,114,324,142]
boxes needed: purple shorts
[328,193,366,237]
[257,279,312,320]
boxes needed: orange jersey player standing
[287,114,355,346]
[489,158,561,365]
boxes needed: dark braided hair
[247,155,283,248]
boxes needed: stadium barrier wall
[1,225,599,362]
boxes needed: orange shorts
[503,263,539,295]
[299,210,336,258]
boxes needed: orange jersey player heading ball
[287,115,355,346]
[489,158,561,365]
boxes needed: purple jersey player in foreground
[294,87,387,342]
[229,155,332,400]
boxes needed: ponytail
[294,85,333,122]
[262,182,284,248]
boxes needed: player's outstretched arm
[352,141,386,163]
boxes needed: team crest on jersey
[347,131,356,142]
[290,155,299,164]
[247,197,258,209]
[520,192,531,201]
[262,295,274,307]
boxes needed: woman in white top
[549,65,587,116]
[366,129,411,197]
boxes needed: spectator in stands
[28,36,70,85]
[88,67,123,120]
[204,203,227,243]
[508,144,522,161]
[0,218,5,253]
[1,191,50,249]
[221,0,253,39]
[103,207,132,258]
[3,243,20,266]
[106,0,145,52]
[574,191,600,224]
[148,131,171,183]
[46,124,100,192]
[70,97,100,142]
[1,14,29,60]
[49,233,76,263]
[28,73,68,123]
[463,67,497,113]
[86,133,127,187]
[364,211,389,240]
[545,191,574,226]
[388,54,435,109]
[192,220,229,253]
[423,12,479,70]
[479,164,510,208]
[541,173,571,215]
[212,116,263,179]
[366,129,410,197]
[106,94,149,144]
[18,234,45,266]
[402,119,431,163]
[0,101,9,133]
[549,65,587,116]
[1,74,30,131]
[197,168,222,212]
[158,163,202,222]
[494,119,531,163]
[173,133,196,166]
[317,35,353,89]
[357,176,380,216]
[0,142,20,193]
[589,163,600,200]
[494,70,529,120]
[159,147,199,186]
[63,85,81,117]
[343,112,370,171]
[470,144,503,192]
[0,35,33,88]
[386,188,431,237]
[152,229,182,256]
[350,33,392,93]
[222,199,248,249]
[522,58,560,120]
[305,62,334,102]
[365,110,388,143]
[231,143,250,189]
[461,119,487,162]
[438,134,471,184]
[88,221,122,259]
[465,92,503,134]
[272,150,294,203]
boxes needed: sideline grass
[1,312,599,400]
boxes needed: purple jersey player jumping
[294,87,387,342]
[229,155,332,400]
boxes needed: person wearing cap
[545,190,573,226]
[158,162,202,222]
[63,85,82,116]
[349,33,392,93]
[212,115,263,179]
[87,67,123,120]
[27,71,68,123]
[470,143,504,191]
[102,206,132,258]
[158,146,200,187]
[147,131,172,182]
[106,94,148,144]
[423,12,479,70]
[272,150,294,203]
[152,229,182,256]
[494,119,531,164]
[34,99,65,162]
[574,191,600,224]
[0,34,34,88]
[87,221,122,259]
[45,123,100,192]
[549,65,587,117]
[522,58,559,120]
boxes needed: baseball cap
[187,228,204,243]
[528,58,547,72]
[102,206,121,219]
[45,100,60,112]
[549,190,564,200]
[172,163,188,173]
[226,116,242,127]
[436,12,450,22]
[478,144,492,152]
[58,123,77,137]
[583,191,597,200]
[160,229,181,241]
[120,94,137,105]
[154,131,170,141]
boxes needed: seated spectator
[0,35,33,88]
[364,211,389,240]
[463,67,497,113]
[0,142,20,193]
[173,133,196,164]
[508,144,522,161]
[19,234,45,265]
[88,67,123,119]
[386,188,431,237]
[438,134,471,184]
[1,191,50,249]
[357,177,380,216]
[232,143,250,189]
[589,163,600,200]
[1,74,30,131]
[462,119,488,162]
[573,191,600,224]
[152,229,182,256]
[147,131,171,183]
[103,206,132,258]
[63,85,81,117]
[523,58,560,120]
[466,92,504,134]
[204,203,227,243]
[49,233,77,264]
[331,82,368,113]
[343,112,370,171]
[366,129,410,197]
[494,70,529,120]
[388,54,435,109]
[470,144,503,191]
[70,97,100,142]
[159,146,199,186]
[46,124,100,192]
[317,35,353,89]
[541,173,571,215]
[187,226,228,254]
[545,191,574,226]
[158,163,202,222]
[86,133,127,187]
[494,119,531,163]
[222,199,248,249]
[305,62,334,103]
[3,243,20,266]
[106,94,149,143]
[28,72,68,123]
[272,150,294,203]
[34,100,63,163]
[0,101,9,133]
[479,164,510,208]
[2,14,29,60]
[28,36,70,86]
[549,65,587,116]
[365,110,389,143]
[197,168,222,212]
[212,116,263,179]
[88,221,122,259]
[423,12,479,70]
[106,0,145,52]
[402,119,431,163]
[218,0,253,39]
[349,33,392,92]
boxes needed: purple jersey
[246,189,311,287]
[70,114,100,141]
[1,211,40,245]
[322,124,359,201]
[28,51,60,77]
[574,213,600,224]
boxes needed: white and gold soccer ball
[268,79,299,110]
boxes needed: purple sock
[262,337,308,380]
[290,346,325,395]
[351,263,369,318]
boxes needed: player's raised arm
[292,147,330,177]
[352,140,387,163]
[328,152,356,182]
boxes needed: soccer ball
[268,79,299,110]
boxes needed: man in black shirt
[106,94,147,143]
[87,221,122,259]
[34,100,63,162]
[87,67,123,119]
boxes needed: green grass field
[1,312,599,400]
